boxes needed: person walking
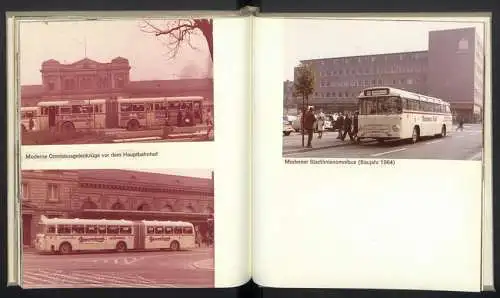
[341,112,355,141]
[304,106,316,148]
[352,111,359,142]
[316,109,325,139]
[336,112,344,139]
[206,107,214,138]
[456,116,464,131]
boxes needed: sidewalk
[283,133,369,155]
[191,258,214,270]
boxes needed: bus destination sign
[364,88,390,97]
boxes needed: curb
[283,140,375,155]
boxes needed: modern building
[21,57,213,107]
[286,27,484,122]
[21,170,214,247]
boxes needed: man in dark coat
[304,106,316,148]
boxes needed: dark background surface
[0,0,498,298]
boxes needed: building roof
[125,79,212,93]
[77,169,213,190]
[21,84,44,98]
[300,50,428,63]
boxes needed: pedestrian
[177,110,184,127]
[206,107,214,138]
[336,112,344,139]
[457,116,464,131]
[316,109,325,139]
[29,115,35,131]
[352,111,359,142]
[304,106,316,148]
[341,112,355,141]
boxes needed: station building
[21,57,213,108]
[285,27,484,123]
[21,170,214,247]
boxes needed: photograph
[282,19,485,160]
[19,18,214,145]
[20,169,214,288]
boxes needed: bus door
[105,99,119,128]
[144,103,154,128]
[48,106,57,128]
[167,101,180,126]
[193,101,203,124]
[134,223,145,250]
[153,102,167,127]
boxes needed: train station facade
[21,57,213,108]
[21,170,214,247]
[285,27,484,123]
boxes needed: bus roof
[358,86,450,105]
[20,106,39,111]
[141,220,194,227]
[39,216,134,226]
[117,96,204,103]
[37,99,107,106]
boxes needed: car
[283,120,294,136]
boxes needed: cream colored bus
[20,106,41,132]
[357,87,453,143]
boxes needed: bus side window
[146,226,155,235]
[72,224,85,234]
[86,225,98,234]
[41,107,48,115]
[46,225,56,234]
[58,225,71,234]
[98,225,107,234]
[61,107,72,114]
[182,227,193,235]
[174,227,182,235]
[107,225,119,235]
[155,226,164,234]
[165,227,173,235]
[119,226,132,235]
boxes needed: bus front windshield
[359,96,402,115]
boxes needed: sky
[133,169,213,179]
[284,18,486,81]
[19,19,212,85]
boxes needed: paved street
[22,248,214,288]
[283,124,483,160]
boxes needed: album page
[7,12,251,288]
[252,14,490,292]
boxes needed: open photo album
[5,10,494,293]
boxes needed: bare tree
[293,63,315,147]
[140,19,213,61]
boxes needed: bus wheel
[441,125,447,137]
[412,126,420,143]
[170,241,180,251]
[59,242,72,255]
[127,120,139,131]
[116,241,127,253]
[61,122,75,134]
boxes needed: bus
[20,106,41,132]
[117,96,205,130]
[356,87,453,143]
[34,216,196,254]
[37,99,107,132]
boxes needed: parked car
[283,120,294,136]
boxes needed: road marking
[468,151,482,161]
[112,136,162,143]
[425,140,442,145]
[370,147,407,157]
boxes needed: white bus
[20,106,41,132]
[37,99,107,132]
[117,96,205,130]
[34,216,196,254]
[357,87,453,143]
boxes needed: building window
[357,57,362,63]
[372,79,376,85]
[21,182,29,200]
[399,54,404,60]
[378,79,383,85]
[326,92,330,97]
[339,93,343,98]
[47,183,60,202]
[371,57,376,62]
[392,79,396,85]
[332,92,336,97]
[64,79,75,90]
[344,91,348,97]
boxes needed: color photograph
[282,19,484,160]
[21,169,214,288]
[19,18,214,145]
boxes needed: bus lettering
[78,236,105,243]
[149,236,171,242]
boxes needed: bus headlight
[392,125,400,132]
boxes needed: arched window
[81,200,98,209]
[184,205,195,213]
[161,204,173,212]
[137,203,150,211]
[111,202,125,210]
